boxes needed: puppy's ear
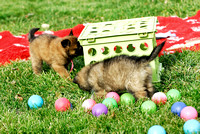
[61,39,71,48]
[69,30,73,36]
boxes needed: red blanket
[0,11,200,66]
[0,24,84,66]
[156,10,200,56]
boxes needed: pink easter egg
[151,92,167,104]
[106,92,120,103]
[82,99,96,110]
[180,106,198,121]
[55,98,70,112]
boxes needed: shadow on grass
[154,50,200,92]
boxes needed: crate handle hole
[128,24,135,26]
[127,44,135,52]
[140,25,147,28]
[105,23,112,26]
[140,43,148,51]
[140,21,146,24]
[102,30,110,32]
[92,27,97,29]
[88,48,97,56]
[90,31,97,33]
[127,26,136,30]
[90,61,96,64]
[114,45,122,53]
[139,33,148,38]
[101,47,109,55]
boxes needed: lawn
[0,0,200,133]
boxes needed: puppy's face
[60,36,83,58]
[28,28,83,79]
[73,65,91,91]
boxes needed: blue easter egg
[148,125,166,134]
[28,95,44,109]
[171,102,187,116]
[70,102,73,109]
[183,119,200,134]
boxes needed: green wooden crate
[78,17,162,82]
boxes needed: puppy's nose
[79,46,83,55]
[73,76,77,83]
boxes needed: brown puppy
[28,28,83,80]
[73,41,165,99]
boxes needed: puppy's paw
[67,76,72,82]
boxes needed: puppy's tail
[138,41,166,63]
[28,28,40,42]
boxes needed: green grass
[0,0,200,133]
[1,0,200,34]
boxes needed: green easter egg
[120,93,135,105]
[167,89,181,102]
[102,98,118,109]
[141,100,157,114]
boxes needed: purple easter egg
[92,103,108,117]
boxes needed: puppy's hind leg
[131,89,147,99]
[126,81,148,99]
[145,67,155,97]
[145,75,154,97]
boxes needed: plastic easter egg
[28,95,44,109]
[102,98,118,109]
[183,119,200,134]
[141,100,157,114]
[70,102,73,109]
[167,89,181,102]
[120,93,135,105]
[106,92,120,103]
[152,92,167,104]
[171,102,187,116]
[148,125,166,134]
[82,99,96,110]
[92,103,108,117]
[180,106,198,121]
[55,97,70,112]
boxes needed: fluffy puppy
[28,28,83,80]
[73,41,165,99]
